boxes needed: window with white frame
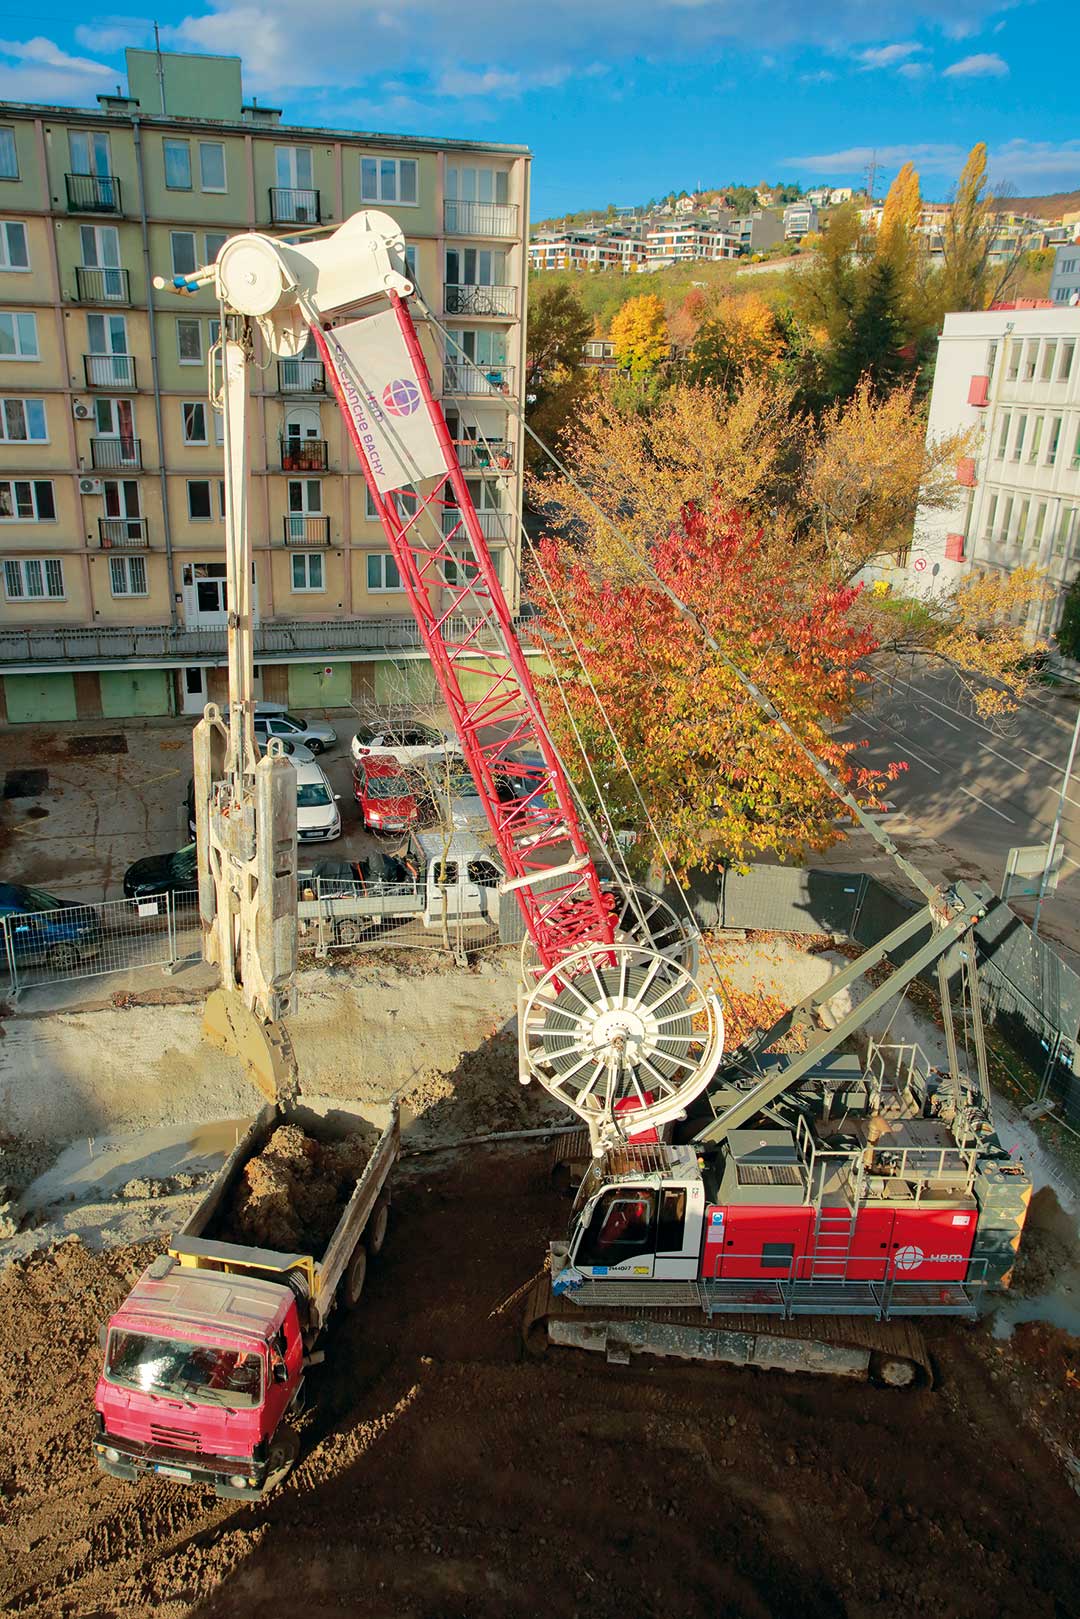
[86,311,127,357]
[0,397,45,440]
[366,553,403,591]
[1022,340,1038,381]
[445,165,509,206]
[1015,498,1030,544]
[1000,495,1014,542]
[182,401,207,443]
[70,129,109,177]
[1011,414,1026,461]
[287,479,322,514]
[0,478,54,520]
[291,552,324,591]
[0,220,27,271]
[1040,342,1058,382]
[275,146,313,190]
[1060,341,1076,383]
[1032,501,1048,549]
[104,480,141,519]
[187,479,213,520]
[171,232,197,278]
[199,142,226,192]
[0,310,36,360]
[1053,507,1076,556]
[1073,422,1080,468]
[982,493,998,541]
[360,155,417,205]
[1028,415,1044,463]
[1047,416,1062,464]
[79,223,119,271]
[205,232,227,265]
[164,139,192,190]
[3,556,63,599]
[365,485,418,520]
[444,246,506,287]
[0,128,17,181]
[177,318,202,365]
[109,553,147,596]
[1005,343,1020,382]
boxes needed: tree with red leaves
[529,500,904,874]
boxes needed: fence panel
[301,877,501,956]
[0,891,193,996]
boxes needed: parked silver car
[253,711,337,754]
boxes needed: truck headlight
[229,1473,249,1489]
[103,1446,121,1463]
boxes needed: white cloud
[784,141,965,174]
[784,138,1080,190]
[0,34,116,103]
[898,61,932,78]
[74,21,154,55]
[943,50,1009,75]
[857,42,924,69]
[800,69,836,83]
[987,139,1080,183]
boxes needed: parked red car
[353,756,418,835]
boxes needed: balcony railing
[280,437,328,472]
[443,283,517,318]
[453,439,515,472]
[65,172,121,213]
[84,354,136,389]
[443,360,514,396]
[269,187,321,225]
[443,199,519,237]
[90,436,141,470]
[98,517,148,549]
[278,358,327,393]
[284,514,331,546]
[75,266,130,304]
[441,508,509,541]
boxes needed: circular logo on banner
[382,378,422,417]
[894,1244,925,1272]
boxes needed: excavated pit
[211,1122,380,1254]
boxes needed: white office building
[903,306,1080,640]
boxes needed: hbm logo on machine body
[894,1244,967,1271]
[382,378,422,417]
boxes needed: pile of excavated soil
[1010,1184,1080,1295]
[216,1123,379,1253]
[2,1145,1079,1619]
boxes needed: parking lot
[0,708,389,904]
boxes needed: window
[79,224,121,297]
[0,128,17,181]
[0,397,45,440]
[275,146,313,189]
[445,165,509,206]
[1022,340,1038,380]
[104,480,141,520]
[982,494,998,541]
[0,311,37,359]
[198,142,226,192]
[1047,416,1062,465]
[365,485,417,520]
[1032,501,1047,548]
[0,479,54,520]
[1040,342,1058,382]
[171,232,197,278]
[996,412,1011,459]
[1012,414,1026,461]
[3,557,63,599]
[164,139,192,190]
[360,155,417,205]
[444,246,506,286]
[187,479,213,520]
[87,311,127,355]
[182,401,207,443]
[1074,422,1080,469]
[367,553,403,592]
[404,243,417,280]
[1005,343,1020,382]
[177,318,202,365]
[986,340,998,379]
[1053,507,1076,556]
[291,552,324,592]
[94,396,134,440]
[0,220,27,271]
[205,232,227,265]
[576,1188,656,1267]
[1059,341,1076,383]
[1000,495,1014,542]
[287,478,322,514]
[1015,498,1030,545]
[109,554,147,596]
[1028,415,1044,463]
[70,130,109,177]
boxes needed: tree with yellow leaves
[609,293,669,377]
[935,142,1023,316]
[687,293,784,393]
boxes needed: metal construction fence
[298,875,501,958]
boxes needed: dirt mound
[220,1123,379,1253]
[1010,1185,1080,1295]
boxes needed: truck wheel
[343,1242,367,1307]
[263,1428,300,1493]
[367,1195,390,1256]
[336,919,363,946]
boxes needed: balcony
[443,199,519,237]
[280,437,328,472]
[443,283,517,318]
[278,359,326,393]
[75,266,130,305]
[443,360,514,397]
[90,436,142,470]
[65,172,121,213]
[98,517,148,549]
[441,508,509,541]
[84,354,136,389]
[284,514,330,546]
[269,187,321,225]
[453,439,515,473]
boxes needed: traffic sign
[1003,843,1064,901]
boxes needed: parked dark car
[0,882,102,969]
[123,844,199,900]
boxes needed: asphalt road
[844,660,1080,962]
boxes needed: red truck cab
[353,756,419,835]
[94,1254,304,1499]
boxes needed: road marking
[959,787,1015,823]
[887,740,942,776]
[918,703,964,732]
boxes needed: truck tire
[263,1428,300,1493]
[367,1195,390,1257]
[336,919,363,947]
[343,1242,367,1307]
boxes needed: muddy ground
[1,1143,1078,1619]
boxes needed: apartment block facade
[904,307,1080,640]
[0,49,530,723]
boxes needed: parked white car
[294,760,341,842]
[350,720,460,768]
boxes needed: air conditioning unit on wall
[72,401,91,420]
[79,477,103,495]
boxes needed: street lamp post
[1033,703,1080,936]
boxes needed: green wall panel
[99,668,171,717]
[4,673,77,724]
[288,662,352,709]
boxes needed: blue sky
[0,0,1076,216]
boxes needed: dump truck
[93,1096,398,1500]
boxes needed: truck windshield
[106,1329,263,1408]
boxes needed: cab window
[576,1188,656,1266]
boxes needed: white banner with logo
[324,310,446,494]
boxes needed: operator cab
[567,1145,704,1281]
